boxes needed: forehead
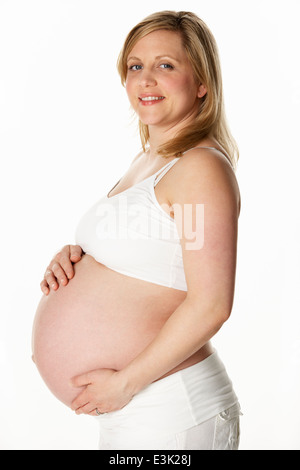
[128,29,186,59]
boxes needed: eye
[159,63,174,70]
[128,64,143,71]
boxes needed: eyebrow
[127,55,181,63]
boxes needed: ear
[197,84,207,99]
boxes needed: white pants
[98,403,241,450]
[96,351,242,450]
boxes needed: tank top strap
[154,158,181,187]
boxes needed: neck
[146,109,198,161]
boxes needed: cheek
[125,78,140,110]
[125,78,134,99]
[179,75,198,97]
[165,75,198,100]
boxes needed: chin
[138,113,171,127]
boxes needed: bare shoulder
[169,148,241,216]
[175,147,238,186]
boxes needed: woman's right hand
[40,245,83,295]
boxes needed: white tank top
[75,147,227,291]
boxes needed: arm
[71,150,240,414]
[119,150,240,393]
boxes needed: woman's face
[125,29,206,133]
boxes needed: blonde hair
[117,10,239,170]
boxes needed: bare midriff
[32,254,213,407]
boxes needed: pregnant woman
[32,11,242,450]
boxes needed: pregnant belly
[32,255,186,407]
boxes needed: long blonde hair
[117,11,239,170]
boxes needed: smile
[138,96,165,106]
[139,96,165,101]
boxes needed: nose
[139,69,157,88]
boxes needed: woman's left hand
[70,369,134,416]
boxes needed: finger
[51,262,68,286]
[75,402,95,415]
[71,372,92,388]
[40,279,50,295]
[69,245,83,263]
[44,270,58,291]
[71,398,90,412]
[71,389,90,411]
[56,252,76,280]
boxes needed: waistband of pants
[96,349,238,439]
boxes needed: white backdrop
[1,0,299,450]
